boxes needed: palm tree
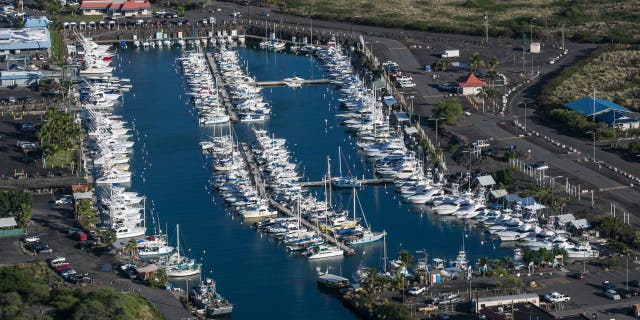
[476,87,488,112]
[469,51,485,73]
[398,250,414,267]
[436,59,447,73]
[366,268,377,293]
[124,238,138,259]
[501,256,513,269]
[477,256,489,276]
[488,55,500,73]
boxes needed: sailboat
[166,224,202,277]
[348,188,386,245]
[331,146,362,188]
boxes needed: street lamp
[586,131,596,162]
[428,117,445,147]
[530,18,536,78]
[517,101,531,131]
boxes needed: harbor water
[113,44,511,319]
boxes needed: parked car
[19,122,35,132]
[617,288,636,299]
[605,289,621,300]
[28,242,52,254]
[408,286,426,296]
[437,83,456,92]
[435,313,450,320]
[630,279,640,288]
[575,272,585,280]
[48,256,67,267]
[71,231,88,241]
[22,235,40,243]
[544,291,571,303]
[603,280,616,291]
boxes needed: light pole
[530,18,536,78]
[416,249,429,284]
[429,117,445,147]
[626,255,629,290]
[462,150,472,191]
[409,95,415,122]
[549,175,562,205]
[586,131,596,162]
[517,101,530,131]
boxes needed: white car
[544,291,570,303]
[605,289,620,300]
[408,286,427,296]
[22,235,40,243]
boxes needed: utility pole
[561,23,565,51]
[484,12,488,45]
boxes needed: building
[457,73,487,96]
[564,97,639,131]
[472,293,539,313]
[0,27,51,52]
[80,0,150,16]
[0,71,41,87]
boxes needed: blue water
[112,45,511,319]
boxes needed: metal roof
[474,293,539,303]
[476,175,496,186]
[384,96,397,106]
[570,219,590,229]
[564,97,628,117]
[489,189,507,198]
[0,71,42,80]
[0,217,18,228]
[394,112,410,122]
[554,213,576,225]
[0,27,51,51]
[595,110,638,125]
[24,17,50,28]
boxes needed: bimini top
[564,97,628,117]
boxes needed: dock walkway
[300,178,393,187]
[239,143,355,256]
[205,52,238,122]
[256,79,331,87]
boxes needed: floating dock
[256,79,331,87]
[238,143,355,256]
[205,52,238,122]
[300,178,393,187]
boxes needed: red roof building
[457,73,487,96]
[80,0,150,16]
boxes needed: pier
[205,52,238,122]
[300,178,393,187]
[256,79,332,87]
[238,143,355,256]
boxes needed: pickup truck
[408,286,426,296]
[544,291,571,303]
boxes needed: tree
[436,59,447,72]
[38,108,83,157]
[488,55,500,73]
[75,200,97,229]
[365,268,377,293]
[99,230,116,247]
[432,98,464,125]
[0,190,33,228]
[476,256,489,276]
[469,51,485,72]
[397,250,414,267]
[124,239,138,259]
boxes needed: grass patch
[45,149,74,169]
[58,13,104,23]
[50,28,64,66]
[279,0,640,44]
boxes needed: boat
[330,146,362,188]
[566,242,599,259]
[317,272,350,289]
[241,202,277,219]
[283,76,305,88]
[166,224,202,277]
[346,188,385,245]
[190,277,233,317]
[305,244,344,260]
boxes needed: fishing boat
[317,270,350,289]
[190,277,233,317]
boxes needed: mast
[327,156,332,206]
[338,146,342,177]
[382,232,388,273]
[352,188,356,221]
[176,224,181,263]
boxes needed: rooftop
[564,97,628,117]
[0,27,50,51]
[458,73,487,87]
[0,217,18,228]
[595,109,638,125]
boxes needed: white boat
[166,224,202,277]
[306,245,344,260]
[241,203,277,219]
[114,225,146,239]
[566,242,599,259]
